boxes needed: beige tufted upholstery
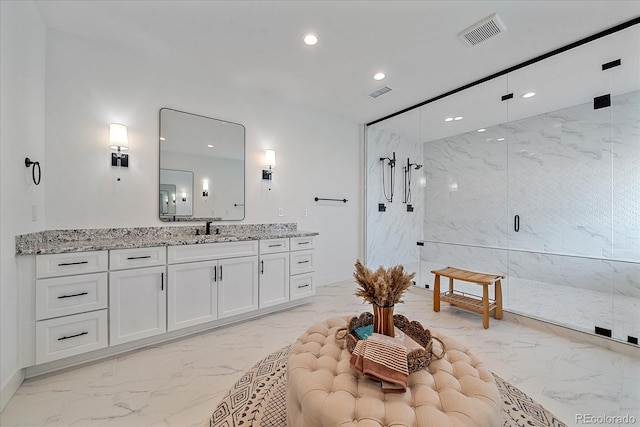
[287,316,501,427]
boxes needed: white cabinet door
[167,260,218,331]
[218,256,259,318]
[109,266,166,345]
[36,251,108,279]
[35,310,108,364]
[259,238,289,254]
[36,272,108,321]
[290,250,315,275]
[259,253,290,308]
[290,273,315,300]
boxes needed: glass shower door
[505,35,615,335]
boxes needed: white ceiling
[35,0,640,125]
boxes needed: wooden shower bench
[431,266,504,329]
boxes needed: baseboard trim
[0,368,25,411]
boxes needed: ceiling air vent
[369,86,392,98]
[458,13,507,47]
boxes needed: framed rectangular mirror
[159,108,245,221]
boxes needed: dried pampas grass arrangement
[353,259,415,307]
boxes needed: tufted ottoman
[287,316,501,427]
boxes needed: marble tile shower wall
[366,126,424,272]
[421,90,639,341]
[423,91,639,260]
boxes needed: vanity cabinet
[34,251,109,364]
[259,239,290,308]
[20,231,317,372]
[167,241,259,328]
[290,236,315,300]
[108,247,167,346]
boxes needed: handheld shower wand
[404,158,423,204]
[380,152,396,202]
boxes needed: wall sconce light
[110,123,129,167]
[181,191,187,202]
[202,181,209,197]
[263,149,276,180]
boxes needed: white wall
[43,29,361,285]
[0,0,46,409]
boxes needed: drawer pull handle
[298,242,310,245]
[298,284,310,289]
[297,260,310,264]
[127,255,151,260]
[268,244,282,248]
[161,272,164,291]
[58,292,88,299]
[261,260,264,274]
[58,331,88,341]
[219,266,223,281]
[57,261,89,266]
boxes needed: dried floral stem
[353,260,415,307]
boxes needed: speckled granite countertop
[15,223,318,255]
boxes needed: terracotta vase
[372,304,395,337]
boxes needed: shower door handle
[514,215,520,232]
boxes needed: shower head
[408,160,423,170]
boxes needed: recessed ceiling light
[522,92,536,98]
[303,33,318,46]
[444,117,454,122]
[497,138,505,141]
[477,128,486,132]
[207,144,214,148]
[454,116,463,121]
[373,72,386,81]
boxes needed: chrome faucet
[205,221,213,235]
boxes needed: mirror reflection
[159,108,245,221]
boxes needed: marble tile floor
[1,280,638,427]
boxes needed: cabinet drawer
[290,236,315,251]
[259,238,289,254]
[290,250,315,275]
[35,310,108,364]
[168,241,258,264]
[290,273,314,300]
[36,273,108,320]
[110,246,166,270]
[36,251,108,278]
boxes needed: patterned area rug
[210,345,567,427]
